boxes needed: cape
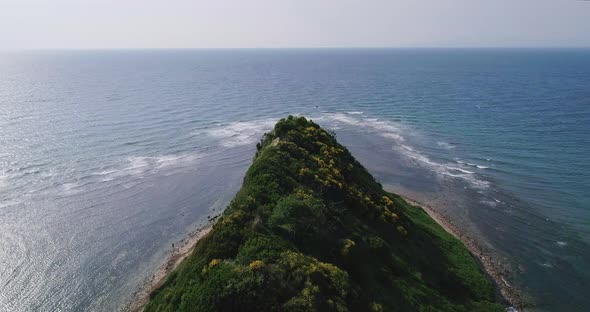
[145,116,502,312]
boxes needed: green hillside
[145,116,502,312]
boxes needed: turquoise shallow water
[0,49,588,311]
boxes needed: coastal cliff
[145,116,503,312]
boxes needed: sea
[0,49,588,311]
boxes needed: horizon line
[2,46,590,52]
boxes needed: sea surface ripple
[0,49,588,311]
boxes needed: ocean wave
[480,200,498,207]
[446,166,474,174]
[318,113,364,127]
[345,111,364,115]
[540,262,554,268]
[402,148,489,189]
[62,182,84,195]
[316,113,489,189]
[93,169,119,182]
[199,114,490,191]
[318,113,406,143]
[456,160,489,169]
[94,153,203,182]
[381,132,405,141]
[437,141,456,149]
[127,154,202,174]
[203,120,276,147]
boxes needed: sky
[0,0,589,49]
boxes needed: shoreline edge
[399,195,523,310]
[125,196,522,311]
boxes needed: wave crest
[202,120,276,147]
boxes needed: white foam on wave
[317,113,490,189]
[95,153,203,182]
[127,154,201,174]
[446,166,474,174]
[437,141,456,149]
[203,119,276,148]
[456,160,489,169]
[381,132,405,141]
[201,114,490,190]
[540,262,554,268]
[61,182,83,195]
[399,144,416,152]
[319,113,363,127]
[61,179,104,196]
[127,157,151,175]
[556,241,568,247]
[480,200,498,207]
[405,152,490,189]
[318,113,406,143]
[397,144,489,189]
[94,169,118,182]
[154,154,201,169]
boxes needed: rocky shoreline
[124,217,217,312]
[124,194,523,311]
[400,196,523,310]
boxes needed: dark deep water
[0,49,588,311]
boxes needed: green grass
[145,116,503,312]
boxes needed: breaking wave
[202,120,276,147]
[316,113,489,189]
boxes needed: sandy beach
[400,196,523,309]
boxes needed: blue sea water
[0,49,588,311]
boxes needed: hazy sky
[1,0,589,49]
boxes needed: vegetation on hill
[145,116,503,312]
